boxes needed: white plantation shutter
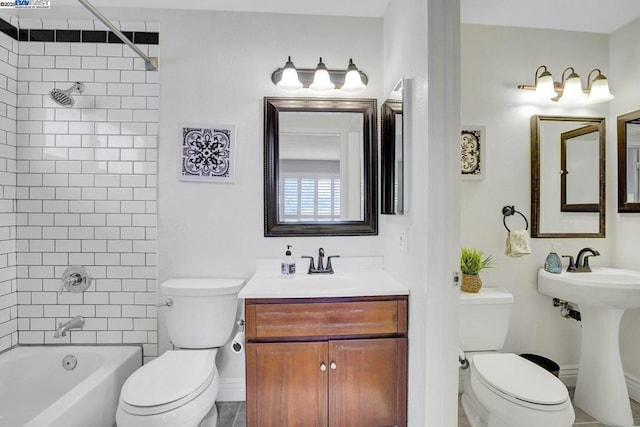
[281,174,341,221]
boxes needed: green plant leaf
[460,247,495,275]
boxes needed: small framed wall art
[180,124,236,183]
[460,126,485,180]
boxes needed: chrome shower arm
[77,0,158,71]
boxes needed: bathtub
[0,345,141,427]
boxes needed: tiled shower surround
[0,17,159,360]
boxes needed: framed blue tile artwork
[180,124,236,183]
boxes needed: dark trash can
[519,353,560,377]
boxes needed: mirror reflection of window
[278,111,364,222]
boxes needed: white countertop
[238,257,409,299]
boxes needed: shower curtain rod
[77,0,158,71]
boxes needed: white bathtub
[0,346,141,427]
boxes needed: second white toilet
[459,287,575,427]
[116,278,244,427]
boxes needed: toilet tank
[459,287,514,351]
[160,278,245,348]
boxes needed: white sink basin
[239,270,409,299]
[538,267,640,309]
[538,267,640,426]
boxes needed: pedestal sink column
[573,306,633,427]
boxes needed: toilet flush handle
[155,298,173,308]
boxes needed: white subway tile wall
[12,20,159,360]
[0,31,17,354]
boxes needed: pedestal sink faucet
[563,247,600,272]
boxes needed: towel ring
[502,205,529,232]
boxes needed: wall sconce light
[272,56,368,93]
[517,64,614,104]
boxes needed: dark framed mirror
[560,123,600,212]
[264,97,378,237]
[531,115,605,238]
[381,78,404,215]
[617,109,640,213]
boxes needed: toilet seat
[471,353,569,409]
[119,350,217,416]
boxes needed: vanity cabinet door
[246,341,328,427]
[328,338,407,427]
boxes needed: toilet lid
[121,350,216,408]
[471,353,568,405]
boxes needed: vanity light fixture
[272,56,368,93]
[517,65,614,104]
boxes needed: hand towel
[505,229,531,257]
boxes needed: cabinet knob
[330,362,337,370]
[320,363,327,371]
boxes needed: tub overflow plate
[62,355,78,370]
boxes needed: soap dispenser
[281,245,296,277]
[544,245,562,274]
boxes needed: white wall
[610,17,640,380]
[0,30,17,353]
[461,24,612,368]
[384,0,461,425]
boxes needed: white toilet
[459,287,575,427]
[116,278,244,427]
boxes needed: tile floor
[458,387,640,427]
[216,392,640,427]
[217,401,246,427]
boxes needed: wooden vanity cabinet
[245,296,408,427]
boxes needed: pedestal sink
[538,267,640,426]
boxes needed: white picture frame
[461,125,486,180]
[179,124,236,183]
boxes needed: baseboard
[559,364,579,387]
[626,372,640,403]
[218,377,246,402]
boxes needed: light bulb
[588,75,614,103]
[558,72,586,103]
[535,71,557,99]
[310,57,335,92]
[341,58,366,93]
[276,56,303,91]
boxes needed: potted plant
[460,247,495,293]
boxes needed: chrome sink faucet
[53,316,85,338]
[301,248,340,274]
[563,247,600,273]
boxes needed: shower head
[49,82,85,108]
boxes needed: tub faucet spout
[53,316,85,338]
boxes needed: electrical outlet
[399,227,408,253]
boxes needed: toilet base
[199,403,217,427]
[461,392,488,427]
